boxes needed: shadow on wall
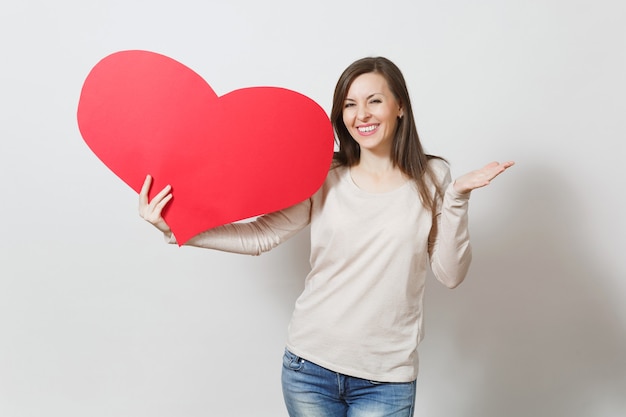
[424,162,626,416]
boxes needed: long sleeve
[428,168,472,289]
[165,198,312,255]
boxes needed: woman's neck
[356,148,395,173]
[350,152,408,193]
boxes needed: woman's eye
[344,103,355,108]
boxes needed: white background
[1,0,625,416]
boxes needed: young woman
[139,57,514,417]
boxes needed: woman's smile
[357,124,379,135]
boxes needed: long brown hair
[331,57,446,214]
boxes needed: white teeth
[358,125,377,133]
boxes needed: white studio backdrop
[1,1,624,416]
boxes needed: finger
[148,184,172,209]
[139,174,152,203]
[144,193,172,223]
[491,161,515,170]
[494,161,515,172]
[138,175,153,218]
[154,193,173,214]
[485,161,515,181]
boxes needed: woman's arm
[138,174,311,255]
[428,160,514,288]
[171,200,311,255]
[428,169,473,289]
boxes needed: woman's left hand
[453,161,515,194]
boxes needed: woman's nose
[357,106,370,120]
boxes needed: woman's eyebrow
[344,93,384,101]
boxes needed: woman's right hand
[138,174,173,235]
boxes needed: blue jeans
[281,349,416,417]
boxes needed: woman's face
[342,72,403,156]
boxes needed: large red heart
[77,50,334,245]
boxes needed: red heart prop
[77,50,334,245]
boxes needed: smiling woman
[138,56,514,417]
[341,72,407,193]
[342,72,404,157]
